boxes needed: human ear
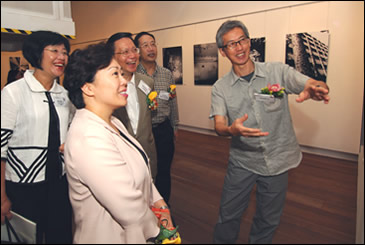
[81,83,94,97]
[219,48,226,57]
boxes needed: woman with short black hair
[63,42,173,244]
[1,30,74,244]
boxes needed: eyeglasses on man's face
[140,42,157,50]
[114,48,140,57]
[223,37,250,50]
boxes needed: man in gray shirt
[210,20,330,244]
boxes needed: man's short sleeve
[209,83,227,119]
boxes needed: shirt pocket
[262,98,283,113]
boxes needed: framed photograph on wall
[163,46,183,85]
[7,57,29,85]
[194,42,218,86]
[250,37,265,62]
[286,31,329,82]
[9,57,29,72]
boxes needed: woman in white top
[63,42,173,244]
[1,31,74,243]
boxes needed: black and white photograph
[9,57,29,72]
[163,46,183,85]
[250,37,265,62]
[286,31,329,82]
[7,57,29,84]
[194,42,218,86]
[0,2,362,245]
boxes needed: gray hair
[216,20,250,48]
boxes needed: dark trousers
[6,175,73,244]
[152,119,175,204]
[213,159,288,244]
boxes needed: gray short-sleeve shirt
[210,62,309,176]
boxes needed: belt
[153,119,170,128]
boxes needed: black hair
[134,31,155,47]
[63,42,114,109]
[106,32,133,53]
[22,30,70,70]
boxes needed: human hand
[159,210,174,229]
[296,80,330,104]
[59,143,65,154]
[1,196,12,224]
[229,114,269,137]
[151,206,174,229]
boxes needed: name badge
[138,80,151,95]
[254,93,275,103]
[159,91,170,101]
[53,96,67,106]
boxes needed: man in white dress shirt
[106,32,158,180]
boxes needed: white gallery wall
[4,1,360,156]
[1,2,363,241]
[138,1,364,156]
[69,1,364,156]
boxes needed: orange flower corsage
[147,91,158,110]
[168,85,176,99]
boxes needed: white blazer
[1,70,74,183]
[64,109,161,244]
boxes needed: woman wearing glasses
[1,31,74,243]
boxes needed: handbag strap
[5,216,22,243]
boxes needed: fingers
[296,91,308,103]
[240,114,269,137]
[297,85,330,104]
[311,85,330,103]
[232,114,269,137]
[7,212,13,220]
[241,113,248,121]
[322,95,330,104]
[1,197,13,224]
[236,114,248,123]
[59,143,65,153]
[241,128,269,137]
[159,213,174,229]
[1,212,13,224]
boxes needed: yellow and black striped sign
[1,27,75,39]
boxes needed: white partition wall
[2,1,363,158]
[1,1,75,37]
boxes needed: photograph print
[286,30,329,82]
[250,37,265,62]
[194,42,218,86]
[163,46,183,85]
[9,57,29,72]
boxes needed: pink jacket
[64,109,161,244]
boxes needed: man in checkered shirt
[135,32,179,206]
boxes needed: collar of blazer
[112,73,154,136]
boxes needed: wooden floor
[169,130,358,244]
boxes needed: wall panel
[2,1,363,155]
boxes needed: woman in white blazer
[63,42,172,244]
[1,31,73,244]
